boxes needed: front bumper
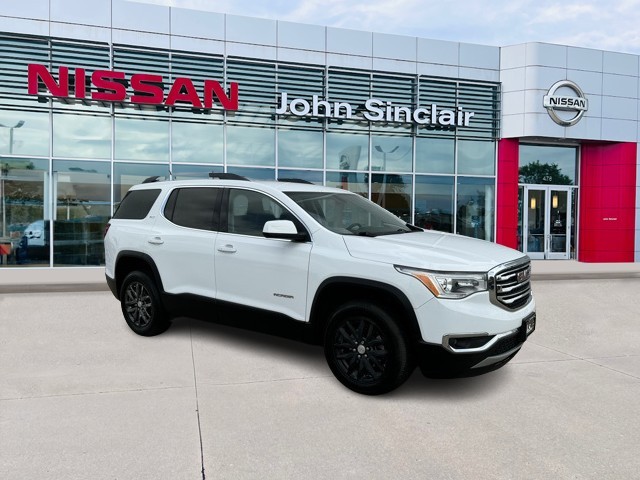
[414,289,536,344]
[415,315,534,377]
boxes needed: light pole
[374,144,398,171]
[0,120,25,155]
[0,120,25,239]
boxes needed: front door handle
[148,236,164,245]
[217,244,237,253]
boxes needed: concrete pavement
[1,278,640,479]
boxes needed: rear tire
[324,302,414,395]
[120,271,170,336]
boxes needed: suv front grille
[490,259,532,310]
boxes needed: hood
[343,231,526,272]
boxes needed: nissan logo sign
[543,80,588,126]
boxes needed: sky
[136,0,640,55]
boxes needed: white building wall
[0,0,501,82]
[500,42,640,144]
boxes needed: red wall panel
[496,138,520,249]
[579,142,637,262]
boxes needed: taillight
[104,223,111,238]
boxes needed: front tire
[120,271,170,336]
[324,302,414,395]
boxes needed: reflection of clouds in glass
[172,122,223,163]
[172,164,219,180]
[326,132,369,170]
[227,167,275,180]
[0,111,50,157]
[113,162,167,202]
[371,136,412,172]
[226,126,275,166]
[53,114,111,159]
[53,160,111,215]
[115,118,169,161]
[416,137,455,174]
[325,171,368,195]
[278,129,323,168]
[457,140,495,175]
[277,169,323,184]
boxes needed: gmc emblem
[517,267,531,283]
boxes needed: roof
[130,178,348,195]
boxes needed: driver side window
[227,189,298,237]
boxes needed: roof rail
[142,176,162,184]
[208,172,250,181]
[278,178,314,184]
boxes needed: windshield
[286,191,418,236]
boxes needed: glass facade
[0,33,500,268]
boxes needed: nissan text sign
[27,64,239,110]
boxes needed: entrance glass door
[523,186,572,260]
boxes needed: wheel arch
[309,277,421,343]
[114,251,165,300]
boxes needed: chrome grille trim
[488,257,532,311]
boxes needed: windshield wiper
[406,223,423,232]
[375,229,411,236]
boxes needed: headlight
[395,266,488,299]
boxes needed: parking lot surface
[1,278,640,479]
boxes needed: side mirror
[263,220,308,241]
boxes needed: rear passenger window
[113,189,161,219]
[164,188,220,231]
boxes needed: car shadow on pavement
[168,316,513,399]
[395,367,512,400]
[170,317,326,368]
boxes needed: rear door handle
[217,244,237,253]
[148,236,164,245]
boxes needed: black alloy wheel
[120,271,170,336]
[324,302,414,395]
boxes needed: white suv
[104,175,535,395]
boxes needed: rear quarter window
[113,189,161,220]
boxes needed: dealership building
[0,0,639,274]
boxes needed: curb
[532,272,640,281]
[0,283,110,294]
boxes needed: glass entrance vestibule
[522,186,575,260]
